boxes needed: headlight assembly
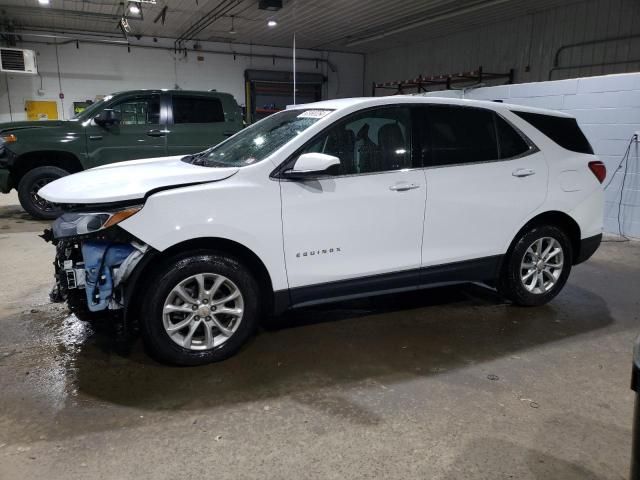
[52,206,142,239]
[0,134,17,144]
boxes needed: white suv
[40,96,605,365]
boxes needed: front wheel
[17,166,69,220]
[498,225,573,306]
[140,253,260,365]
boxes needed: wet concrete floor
[0,191,639,479]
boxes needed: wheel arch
[507,210,582,264]
[12,150,83,187]
[124,236,279,326]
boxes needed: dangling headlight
[52,206,142,239]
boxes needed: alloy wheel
[162,273,244,351]
[519,237,565,294]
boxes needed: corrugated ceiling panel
[1,0,577,53]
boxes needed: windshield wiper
[182,150,211,165]
[182,151,230,168]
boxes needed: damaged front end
[43,206,149,321]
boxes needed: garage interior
[1,0,640,478]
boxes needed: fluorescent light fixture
[38,0,50,5]
[267,19,278,28]
[129,3,140,14]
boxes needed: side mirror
[94,109,120,127]
[283,153,341,180]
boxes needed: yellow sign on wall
[25,100,59,121]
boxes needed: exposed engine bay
[44,207,149,320]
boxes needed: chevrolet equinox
[40,97,605,365]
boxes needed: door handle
[88,135,103,141]
[146,129,168,137]
[223,131,235,137]
[512,168,536,177]
[389,182,420,192]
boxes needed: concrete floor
[0,190,638,480]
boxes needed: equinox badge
[296,247,341,258]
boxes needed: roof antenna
[293,32,296,105]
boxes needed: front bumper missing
[51,235,148,312]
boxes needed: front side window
[173,96,225,124]
[425,105,498,166]
[73,94,113,121]
[183,109,332,167]
[300,106,413,175]
[110,95,161,125]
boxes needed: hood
[0,120,68,133]
[39,155,239,204]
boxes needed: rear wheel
[498,225,573,306]
[140,252,260,365]
[17,166,69,220]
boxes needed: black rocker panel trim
[275,255,503,312]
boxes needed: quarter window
[512,110,593,154]
[111,95,161,125]
[301,106,413,175]
[172,96,225,124]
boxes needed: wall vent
[0,48,37,74]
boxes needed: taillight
[588,161,606,184]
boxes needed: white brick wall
[424,72,640,238]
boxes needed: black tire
[498,224,573,307]
[140,252,261,366]
[17,166,69,220]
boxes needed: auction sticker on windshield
[297,110,332,119]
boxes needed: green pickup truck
[0,89,243,219]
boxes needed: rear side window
[512,110,593,154]
[425,105,498,166]
[495,114,530,158]
[172,96,225,124]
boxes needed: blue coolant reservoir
[81,241,135,312]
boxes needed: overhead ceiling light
[127,1,142,16]
[267,19,277,28]
[38,0,50,5]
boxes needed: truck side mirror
[94,109,120,127]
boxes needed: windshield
[183,109,333,168]
[72,95,114,121]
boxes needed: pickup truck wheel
[498,225,572,306]
[141,253,260,366]
[17,166,69,220]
